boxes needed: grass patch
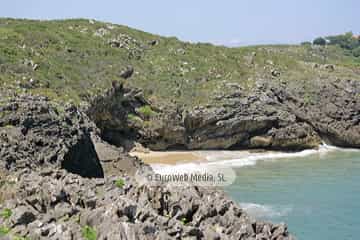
[303,94,313,105]
[82,225,97,240]
[0,226,10,236]
[115,178,125,188]
[127,113,143,124]
[13,236,30,240]
[1,208,12,219]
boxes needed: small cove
[139,146,360,239]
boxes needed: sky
[1,0,359,46]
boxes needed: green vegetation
[180,217,188,225]
[13,236,30,240]
[303,94,313,105]
[82,225,97,240]
[137,105,155,118]
[352,47,360,57]
[115,178,125,188]
[127,113,143,124]
[0,18,359,110]
[0,226,10,236]
[326,32,359,50]
[312,32,360,58]
[1,208,12,219]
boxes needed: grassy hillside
[1,18,359,108]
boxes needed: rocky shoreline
[0,93,294,239]
[1,71,359,239]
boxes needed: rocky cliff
[88,76,360,151]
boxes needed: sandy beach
[130,149,267,165]
[130,148,329,167]
[130,151,205,165]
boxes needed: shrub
[180,217,188,225]
[82,225,97,240]
[352,47,360,57]
[313,37,326,46]
[326,32,359,50]
[115,179,125,188]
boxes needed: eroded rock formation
[87,78,360,151]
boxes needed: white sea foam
[151,143,359,173]
[201,143,360,167]
[239,202,293,218]
[320,142,360,152]
[205,149,319,167]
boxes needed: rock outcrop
[0,94,103,178]
[0,169,294,240]
[88,78,359,151]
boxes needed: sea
[151,145,360,239]
[222,145,360,240]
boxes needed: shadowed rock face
[0,95,104,178]
[86,86,151,150]
[61,135,104,178]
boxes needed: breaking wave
[239,202,293,219]
[150,143,360,175]
[202,143,359,168]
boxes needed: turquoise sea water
[224,149,360,240]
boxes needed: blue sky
[1,0,359,46]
